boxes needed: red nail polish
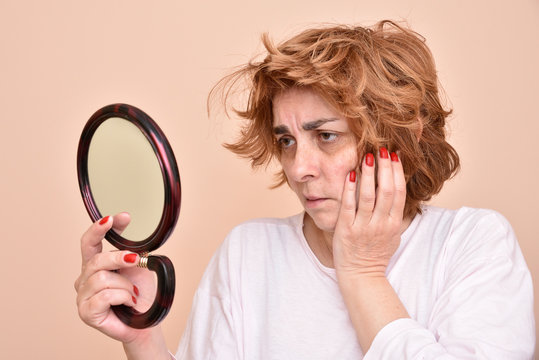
[366,153,374,167]
[132,296,137,305]
[349,170,356,182]
[380,147,389,159]
[99,216,110,225]
[391,152,399,162]
[124,253,137,263]
[133,285,139,297]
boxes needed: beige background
[1,0,537,358]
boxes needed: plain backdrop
[0,0,537,358]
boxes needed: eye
[277,137,296,149]
[319,132,337,142]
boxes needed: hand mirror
[77,104,181,328]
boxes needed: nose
[286,142,319,183]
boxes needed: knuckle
[372,223,384,236]
[95,270,109,286]
[86,297,99,316]
[78,300,95,325]
[97,290,113,304]
[394,183,406,195]
[380,188,394,200]
[341,201,355,212]
[360,193,375,204]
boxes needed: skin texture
[273,88,411,351]
[272,88,359,237]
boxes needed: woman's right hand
[74,213,156,344]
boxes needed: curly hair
[210,20,460,218]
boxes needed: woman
[75,20,535,359]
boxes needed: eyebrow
[273,118,339,135]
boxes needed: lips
[304,194,322,201]
[304,195,328,208]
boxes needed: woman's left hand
[333,148,407,278]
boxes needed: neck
[303,213,413,269]
[303,214,336,268]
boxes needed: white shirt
[175,206,535,359]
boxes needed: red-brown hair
[210,20,460,218]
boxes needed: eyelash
[277,132,338,149]
[319,132,337,142]
[277,137,295,149]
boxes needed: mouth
[304,195,329,208]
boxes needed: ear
[415,117,424,141]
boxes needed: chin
[306,210,338,233]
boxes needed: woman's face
[272,88,358,232]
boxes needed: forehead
[272,88,345,127]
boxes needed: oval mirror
[87,117,164,241]
[77,103,180,328]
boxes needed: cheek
[330,149,358,178]
[279,159,300,193]
[322,156,358,200]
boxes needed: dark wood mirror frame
[77,103,181,328]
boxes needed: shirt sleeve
[174,289,239,359]
[174,234,243,360]
[365,210,535,359]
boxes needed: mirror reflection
[87,117,164,241]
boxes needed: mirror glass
[87,117,164,241]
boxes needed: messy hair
[210,20,460,218]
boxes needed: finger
[357,153,376,219]
[373,147,395,217]
[338,169,359,226]
[111,212,131,235]
[76,250,139,290]
[80,288,137,323]
[389,151,406,219]
[80,215,114,266]
[78,269,139,303]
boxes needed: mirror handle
[112,255,175,329]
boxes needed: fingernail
[133,285,139,297]
[380,147,389,159]
[99,216,110,225]
[132,296,137,305]
[365,153,374,167]
[349,170,356,182]
[124,253,137,263]
[391,152,399,162]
